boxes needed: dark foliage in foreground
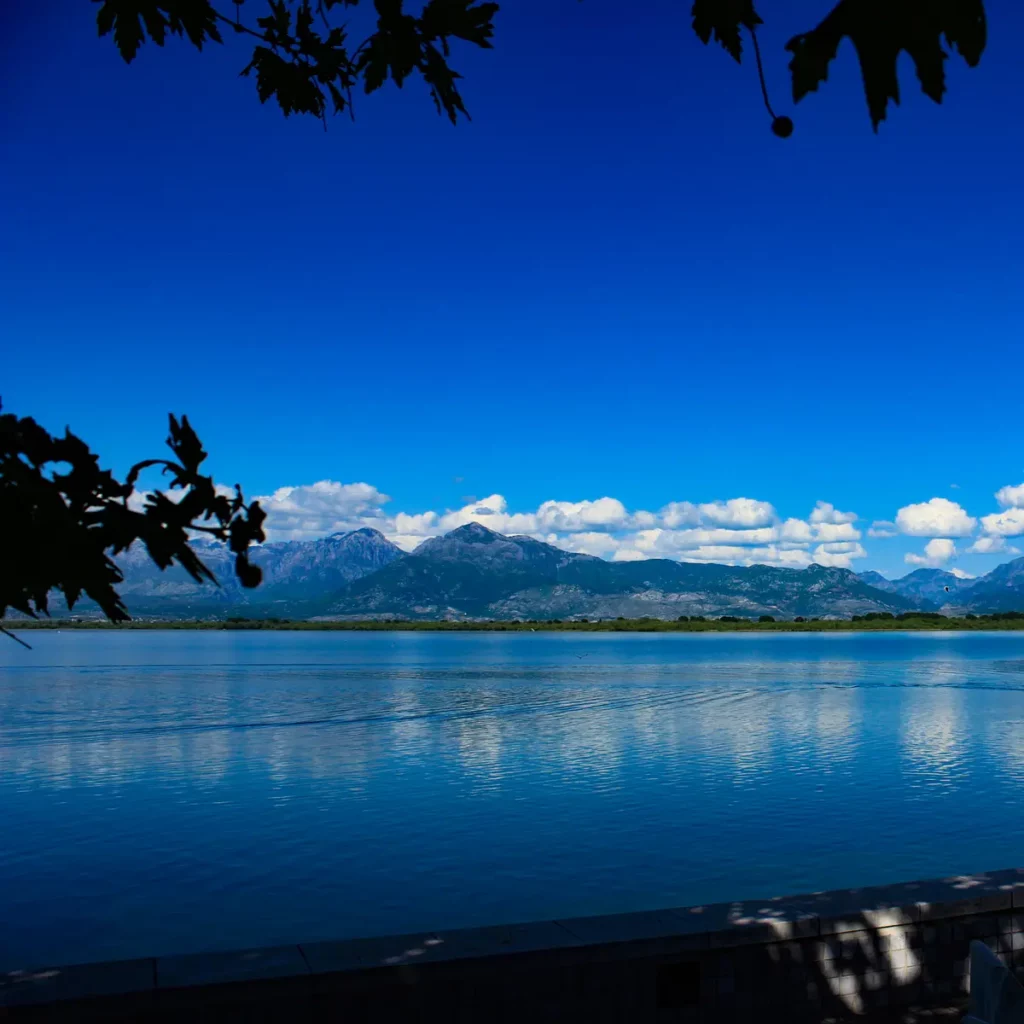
[0,402,266,625]
[93,0,986,132]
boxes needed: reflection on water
[3,630,1024,970]
[903,685,967,792]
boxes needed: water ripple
[3,630,1024,971]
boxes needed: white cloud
[696,498,776,528]
[558,517,869,569]
[389,533,432,553]
[611,549,647,562]
[779,518,814,542]
[818,542,862,555]
[950,568,975,579]
[677,545,812,568]
[534,497,630,531]
[895,498,976,538]
[255,481,391,542]
[812,543,867,568]
[393,494,533,539]
[390,494,642,543]
[632,527,779,555]
[812,521,862,543]
[659,501,701,529]
[809,501,857,525]
[966,535,1022,555]
[905,538,957,567]
[996,483,1024,508]
[548,531,622,558]
[868,521,898,539]
[979,508,1024,538]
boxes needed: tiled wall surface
[3,867,1023,1022]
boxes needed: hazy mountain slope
[857,568,974,609]
[858,562,1024,614]
[958,557,1024,612]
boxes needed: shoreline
[5,615,1024,633]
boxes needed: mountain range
[35,523,1024,621]
[857,562,1024,614]
[324,523,917,620]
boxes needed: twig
[1,625,32,650]
[749,25,777,120]
[211,7,267,44]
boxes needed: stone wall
[3,867,1024,1022]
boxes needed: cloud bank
[243,485,867,569]
[129,475,1024,575]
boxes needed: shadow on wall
[2,869,1024,1022]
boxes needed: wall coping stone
[3,866,1023,1009]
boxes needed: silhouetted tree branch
[92,0,986,132]
[0,401,266,631]
[95,0,500,125]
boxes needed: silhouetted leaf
[235,553,263,588]
[691,0,762,62]
[95,0,222,63]
[327,81,348,113]
[167,413,207,475]
[360,9,421,90]
[97,0,147,61]
[173,0,222,49]
[294,0,318,52]
[420,0,499,48]
[421,44,467,123]
[786,0,986,129]
[242,47,327,116]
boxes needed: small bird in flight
[575,652,590,660]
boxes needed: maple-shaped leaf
[242,46,327,117]
[691,0,763,63]
[420,0,500,49]
[786,0,986,130]
[95,0,221,63]
[96,0,148,61]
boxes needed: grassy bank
[6,612,1024,633]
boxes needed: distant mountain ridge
[34,524,1024,621]
[324,523,916,621]
[857,561,1024,613]
[856,568,975,608]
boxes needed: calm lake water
[2,629,1024,969]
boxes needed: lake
[2,628,1024,970]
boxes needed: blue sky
[3,0,1024,578]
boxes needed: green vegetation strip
[7,612,1024,632]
